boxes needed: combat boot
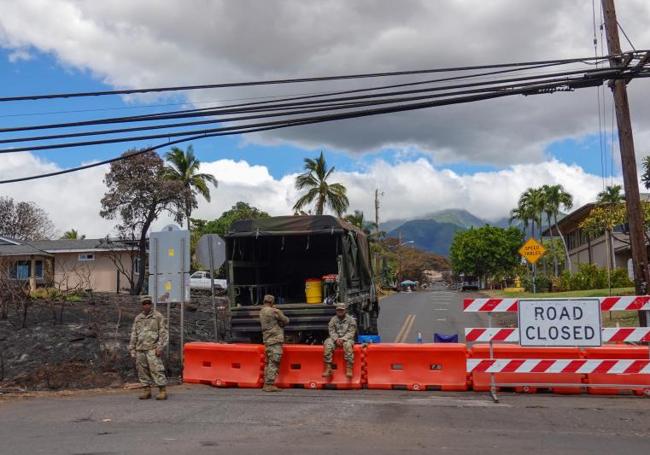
[138,387,152,400]
[345,364,353,378]
[155,386,167,400]
[262,384,281,392]
[322,363,332,378]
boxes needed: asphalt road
[1,386,649,454]
[378,286,487,343]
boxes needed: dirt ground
[0,292,222,392]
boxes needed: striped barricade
[582,346,650,396]
[463,296,650,312]
[465,327,650,343]
[468,344,584,394]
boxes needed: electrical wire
[0,55,619,103]
[0,65,619,135]
[0,71,616,153]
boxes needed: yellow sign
[164,281,172,292]
[168,248,175,257]
[518,238,546,264]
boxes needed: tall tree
[597,184,624,205]
[0,197,55,240]
[641,156,650,189]
[164,145,218,229]
[100,150,189,295]
[543,184,573,273]
[594,184,625,275]
[449,226,524,287]
[61,229,85,240]
[293,151,349,216]
[344,210,376,235]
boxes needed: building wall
[53,251,137,293]
[568,234,630,272]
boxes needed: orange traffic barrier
[275,344,364,389]
[582,345,650,396]
[183,342,264,388]
[469,344,584,394]
[365,343,468,391]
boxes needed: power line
[0,65,619,136]
[0,71,617,154]
[0,55,619,103]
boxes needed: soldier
[322,302,357,379]
[128,295,169,400]
[259,294,289,392]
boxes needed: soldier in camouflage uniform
[129,295,169,400]
[322,302,357,379]
[259,294,289,392]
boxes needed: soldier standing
[322,302,357,379]
[129,295,169,400]
[259,294,289,392]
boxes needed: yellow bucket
[305,278,322,304]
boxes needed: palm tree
[543,184,573,273]
[596,184,624,275]
[517,187,545,240]
[597,185,624,205]
[164,145,218,228]
[344,210,376,235]
[61,229,85,240]
[293,151,349,216]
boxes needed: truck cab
[223,215,379,343]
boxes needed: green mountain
[385,209,523,256]
[387,219,466,256]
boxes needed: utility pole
[602,0,649,326]
[374,188,382,235]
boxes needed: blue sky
[0,48,618,181]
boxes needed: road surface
[379,286,486,342]
[1,385,648,454]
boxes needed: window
[134,257,141,275]
[12,260,44,279]
[78,253,95,262]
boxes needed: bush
[525,264,633,292]
[522,274,552,293]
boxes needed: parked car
[190,271,227,291]
[460,276,480,291]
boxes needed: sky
[0,0,649,238]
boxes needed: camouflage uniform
[128,310,169,387]
[259,305,290,385]
[324,314,357,365]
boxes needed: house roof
[0,238,135,257]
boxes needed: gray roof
[0,238,135,257]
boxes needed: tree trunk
[554,214,572,272]
[134,213,155,295]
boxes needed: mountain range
[382,209,516,257]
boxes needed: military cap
[335,302,347,310]
[139,295,153,304]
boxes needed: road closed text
[518,299,602,347]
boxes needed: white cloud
[0,153,613,237]
[0,0,649,165]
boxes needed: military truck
[223,215,379,343]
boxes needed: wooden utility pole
[602,0,649,326]
[374,188,382,235]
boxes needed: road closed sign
[518,299,602,347]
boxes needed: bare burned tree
[101,232,139,294]
[100,150,188,295]
[0,260,31,328]
[0,197,55,240]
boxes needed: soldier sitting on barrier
[322,302,357,379]
[259,294,290,392]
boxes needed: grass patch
[482,287,635,299]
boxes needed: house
[544,197,650,273]
[0,237,140,293]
